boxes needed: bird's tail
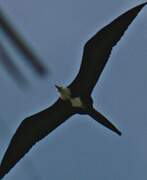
[87,108,122,136]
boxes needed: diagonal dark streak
[0,7,48,76]
[0,42,29,87]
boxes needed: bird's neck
[59,87,71,100]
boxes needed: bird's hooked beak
[55,85,62,92]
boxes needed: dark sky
[0,0,147,179]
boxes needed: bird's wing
[68,3,146,96]
[0,99,75,179]
[0,8,47,76]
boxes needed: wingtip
[0,170,5,180]
[141,2,147,6]
[136,2,147,9]
[128,2,147,13]
[0,164,9,180]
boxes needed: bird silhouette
[0,2,146,179]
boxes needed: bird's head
[55,85,71,100]
[55,85,63,93]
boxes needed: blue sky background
[0,0,147,179]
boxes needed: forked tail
[87,108,122,136]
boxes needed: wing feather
[69,3,146,95]
[0,99,75,178]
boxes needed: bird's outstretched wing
[0,99,75,179]
[0,8,47,76]
[69,3,146,96]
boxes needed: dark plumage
[0,3,146,179]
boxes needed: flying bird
[0,2,146,179]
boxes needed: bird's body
[70,97,83,108]
[56,85,87,109]
[0,2,147,179]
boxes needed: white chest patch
[70,97,83,108]
[57,87,83,108]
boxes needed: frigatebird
[0,2,146,179]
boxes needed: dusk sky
[0,0,147,179]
